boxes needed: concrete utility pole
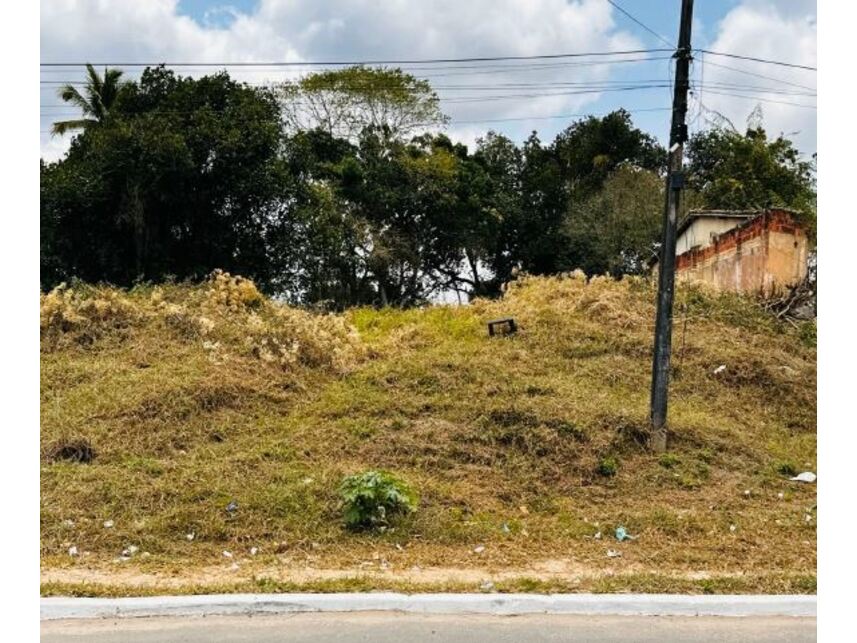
[650,0,694,453]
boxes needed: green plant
[339,470,417,530]
[798,322,816,348]
[775,460,798,477]
[659,453,681,469]
[597,456,619,477]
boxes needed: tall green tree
[332,132,471,306]
[564,165,665,276]
[464,132,523,296]
[51,63,127,136]
[42,67,291,289]
[469,111,666,288]
[278,66,448,141]
[686,126,816,215]
[553,108,665,200]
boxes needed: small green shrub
[339,470,417,530]
[798,322,816,348]
[775,460,798,477]
[659,453,681,469]
[597,456,619,477]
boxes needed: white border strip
[41,593,816,620]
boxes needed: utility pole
[650,0,694,453]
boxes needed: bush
[659,453,681,469]
[39,272,365,372]
[597,456,619,477]
[798,322,816,348]
[775,460,798,477]
[339,470,417,530]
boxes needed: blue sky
[42,1,816,160]
[178,0,260,27]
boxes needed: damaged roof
[676,209,759,238]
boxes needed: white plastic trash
[790,472,817,483]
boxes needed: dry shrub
[573,275,651,328]
[204,270,265,313]
[40,271,365,374]
[243,306,364,372]
[41,283,138,350]
[481,271,652,331]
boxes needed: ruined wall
[675,210,808,294]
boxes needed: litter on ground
[790,472,817,483]
[615,526,636,541]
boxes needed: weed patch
[40,273,815,592]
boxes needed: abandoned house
[653,208,809,294]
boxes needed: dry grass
[41,271,816,595]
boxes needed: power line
[38,56,675,79]
[38,78,696,88]
[39,49,816,73]
[606,0,674,48]
[696,49,816,71]
[39,48,674,68]
[700,59,815,92]
[40,84,677,116]
[39,80,814,100]
[40,106,672,133]
[447,106,670,125]
[694,87,816,109]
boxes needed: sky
[40,0,817,162]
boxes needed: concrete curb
[41,593,817,621]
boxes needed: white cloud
[41,0,644,158]
[695,0,817,154]
[39,133,71,164]
[41,1,817,160]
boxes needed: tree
[42,65,818,305]
[467,112,667,290]
[467,132,525,296]
[278,66,448,141]
[331,132,470,306]
[41,67,291,290]
[51,63,127,136]
[686,126,816,219]
[553,109,665,200]
[564,165,665,276]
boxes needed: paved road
[41,613,816,642]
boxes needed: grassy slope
[40,273,817,595]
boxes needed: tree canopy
[42,67,288,288]
[686,127,816,214]
[42,66,816,306]
[278,66,448,141]
[51,63,127,136]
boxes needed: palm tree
[51,63,126,136]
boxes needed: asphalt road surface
[41,613,816,642]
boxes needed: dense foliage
[339,470,417,530]
[41,65,817,306]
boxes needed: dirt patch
[41,558,752,590]
[42,439,95,464]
